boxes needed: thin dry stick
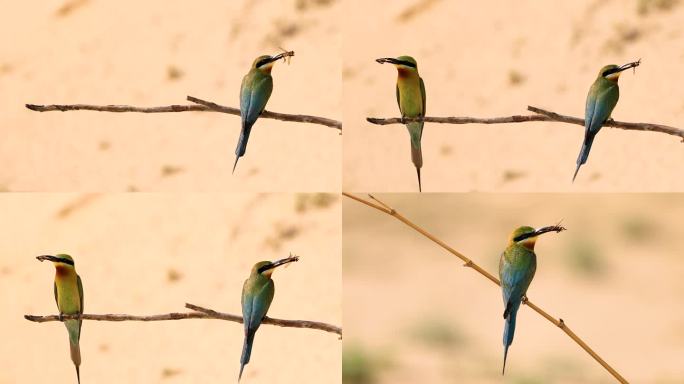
[342,192,628,384]
[25,95,342,131]
[367,105,684,141]
[24,302,342,337]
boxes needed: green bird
[499,225,565,374]
[574,60,640,182]
[37,254,84,384]
[239,255,299,381]
[234,52,293,174]
[376,56,426,192]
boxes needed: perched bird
[574,60,641,182]
[36,254,84,384]
[376,56,426,192]
[499,225,565,374]
[234,51,293,174]
[239,255,299,381]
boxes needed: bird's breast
[397,78,423,117]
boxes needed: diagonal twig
[343,192,628,384]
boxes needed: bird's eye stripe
[398,61,416,68]
[513,234,531,242]
[57,258,74,265]
[602,68,618,77]
[256,58,272,68]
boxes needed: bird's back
[500,244,537,300]
[241,274,275,332]
[585,77,619,135]
[240,70,274,129]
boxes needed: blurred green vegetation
[342,343,380,384]
[508,70,526,86]
[564,239,607,278]
[637,0,679,15]
[511,376,545,384]
[295,193,338,213]
[406,316,466,350]
[619,215,657,243]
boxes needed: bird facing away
[239,255,299,381]
[37,254,84,384]
[234,51,294,174]
[376,56,426,192]
[574,60,640,182]
[499,225,565,374]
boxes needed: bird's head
[251,51,294,74]
[599,60,640,82]
[508,225,566,250]
[251,255,299,278]
[376,55,418,75]
[36,254,76,271]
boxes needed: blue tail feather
[233,122,253,174]
[502,305,518,375]
[573,134,595,182]
[239,331,255,381]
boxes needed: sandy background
[343,194,684,383]
[343,0,684,192]
[0,0,341,192]
[0,193,341,383]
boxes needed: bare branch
[342,192,628,384]
[366,105,684,141]
[25,103,207,114]
[25,96,342,131]
[186,96,341,130]
[24,303,342,337]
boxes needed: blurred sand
[0,0,341,192]
[343,194,684,383]
[0,193,341,383]
[343,0,684,192]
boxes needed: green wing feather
[77,275,84,337]
[419,77,426,139]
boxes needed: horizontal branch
[367,105,684,141]
[25,95,342,131]
[342,192,628,384]
[24,302,342,337]
[187,96,341,130]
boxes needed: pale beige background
[343,194,684,383]
[0,0,341,192]
[0,193,341,383]
[343,0,684,192]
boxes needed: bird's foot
[521,296,529,305]
[58,313,64,322]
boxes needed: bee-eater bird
[376,56,426,192]
[234,51,293,174]
[499,225,565,374]
[36,254,84,384]
[239,255,299,381]
[574,60,640,182]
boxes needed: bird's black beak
[514,225,566,242]
[604,59,641,77]
[36,255,60,263]
[376,57,401,65]
[618,59,641,72]
[257,255,299,273]
[268,51,295,64]
[36,255,74,265]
